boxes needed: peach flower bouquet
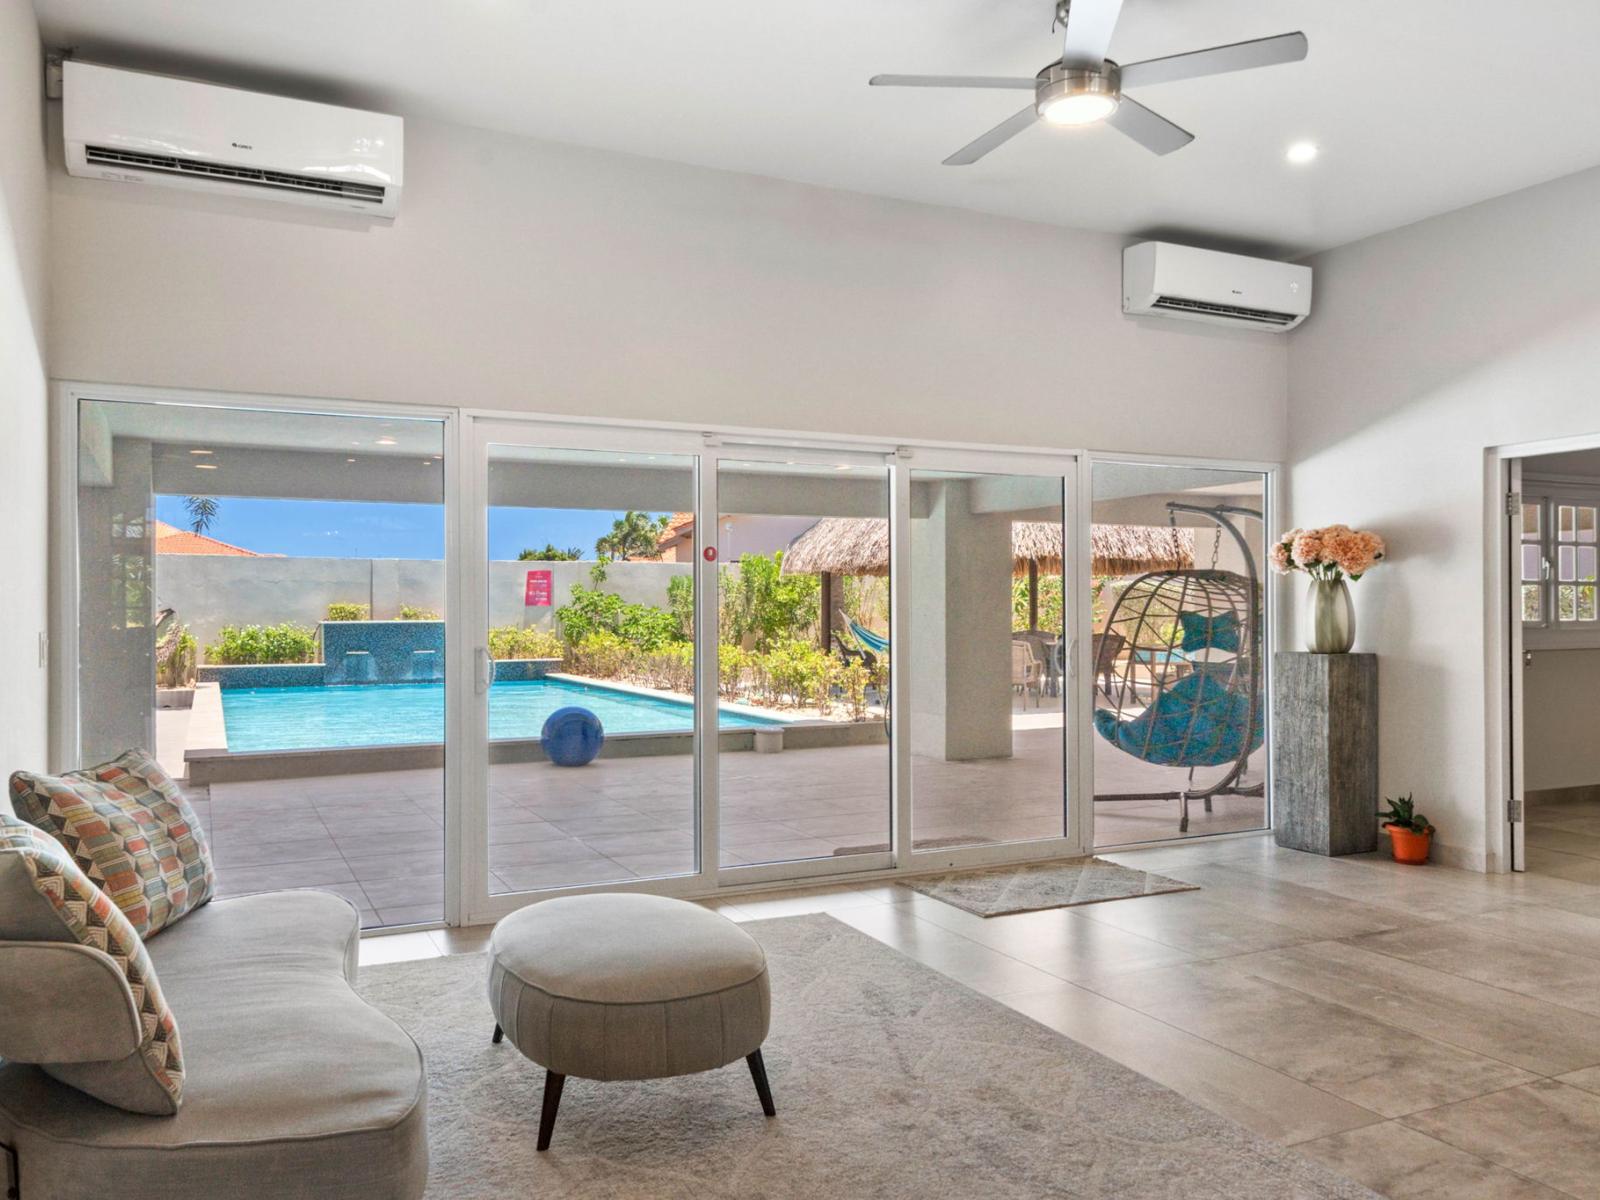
[1270,525,1386,582]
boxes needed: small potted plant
[1380,793,1434,864]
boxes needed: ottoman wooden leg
[746,1050,776,1117]
[492,1023,503,1044]
[537,1071,566,1151]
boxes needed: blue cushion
[1177,611,1241,654]
[541,707,605,767]
[1093,673,1263,768]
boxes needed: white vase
[1306,577,1354,653]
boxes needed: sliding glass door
[72,396,450,930]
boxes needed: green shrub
[326,602,369,622]
[206,623,318,665]
[518,544,581,561]
[487,625,564,660]
[720,553,819,651]
[556,585,680,652]
[397,605,441,621]
[567,630,631,678]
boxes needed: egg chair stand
[1092,503,1264,835]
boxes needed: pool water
[219,678,781,752]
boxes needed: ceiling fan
[869,0,1307,164]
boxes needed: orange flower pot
[1384,823,1432,865]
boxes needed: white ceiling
[33,0,1600,257]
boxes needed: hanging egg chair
[1093,506,1264,833]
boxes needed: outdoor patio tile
[315,804,438,834]
[1001,983,1383,1147]
[576,829,697,858]
[332,828,447,859]
[489,837,610,869]
[487,817,572,844]
[544,811,689,838]
[1401,1080,1600,1199]
[214,859,357,894]
[494,859,635,891]
[1086,959,1537,1118]
[1294,1119,1567,1198]
[211,834,344,870]
[361,873,443,909]
[606,852,697,879]
[721,836,839,865]
[345,849,448,884]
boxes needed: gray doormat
[358,914,1373,1200]
[899,855,1199,916]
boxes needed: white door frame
[1486,431,1600,874]
[49,380,467,928]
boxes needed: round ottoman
[486,893,774,1150]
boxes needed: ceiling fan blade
[1119,32,1308,89]
[869,74,1035,90]
[1105,97,1194,155]
[1060,0,1126,68]
[942,105,1040,166]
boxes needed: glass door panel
[483,445,698,894]
[1090,460,1268,846]
[74,398,448,929]
[908,469,1070,851]
[715,457,892,873]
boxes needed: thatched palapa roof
[781,518,1193,578]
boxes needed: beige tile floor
[191,728,1265,927]
[360,823,1600,1199]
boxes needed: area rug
[898,857,1198,917]
[357,914,1373,1200]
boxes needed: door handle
[475,647,492,695]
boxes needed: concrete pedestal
[1272,651,1378,856]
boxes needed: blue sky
[154,496,657,560]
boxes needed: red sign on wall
[524,569,553,607]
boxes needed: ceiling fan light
[1034,62,1121,127]
[1040,91,1118,125]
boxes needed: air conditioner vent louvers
[1149,295,1298,327]
[84,145,387,204]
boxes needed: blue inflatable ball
[541,706,605,767]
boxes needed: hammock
[847,619,890,656]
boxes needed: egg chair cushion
[1093,673,1263,768]
[1176,611,1241,655]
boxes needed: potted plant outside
[1380,793,1434,865]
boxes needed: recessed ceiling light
[346,457,357,463]
[1286,140,1319,164]
[376,436,398,446]
[193,463,218,470]
[189,448,213,456]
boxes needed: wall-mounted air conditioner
[1123,241,1311,332]
[63,60,403,218]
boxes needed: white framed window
[1523,483,1600,637]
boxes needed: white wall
[1524,649,1600,793]
[46,113,1287,461]
[0,0,49,776]
[1287,165,1600,869]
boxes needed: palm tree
[595,511,671,561]
[182,496,220,535]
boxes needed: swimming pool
[218,678,781,752]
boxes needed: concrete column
[911,478,1014,761]
[78,437,155,763]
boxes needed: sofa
[0,789,428,1199]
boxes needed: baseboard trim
[1527,784,1600,806]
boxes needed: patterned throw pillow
[0,821,185,1114]
[9,750,214,939]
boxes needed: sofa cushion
[0,821,185,1115]
[0,890,427,1200]
[10,749,215,939]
